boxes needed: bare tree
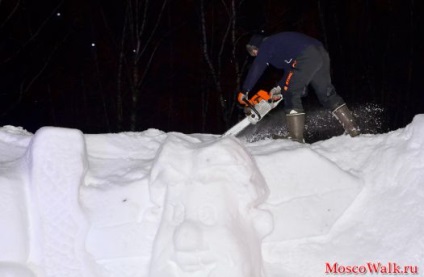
[117,0,169,131]
[199,0,248,129]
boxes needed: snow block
[0,126,32,162]
[0,262,36,277]
[148,134,272,277]
[256,147,362,241]
[0,160,29,262]
[404,114,424,147]
[27,127,95,277]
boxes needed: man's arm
[242,56,268,93]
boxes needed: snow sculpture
[148,134,273,277]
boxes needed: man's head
[246,34,264,57]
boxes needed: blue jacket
[242,32,322,92]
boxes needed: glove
[237,91,249,106]
[270,86,283,101]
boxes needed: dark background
[1,0,423,136]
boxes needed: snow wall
[1,115,424,277]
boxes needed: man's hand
[237,92,249,106]
[270,86,283,101]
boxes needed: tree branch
[1,31,70,118]
[0,0,21,29]
[136,0,168,62]
[2,0,64,64]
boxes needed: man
[238,32,360,142]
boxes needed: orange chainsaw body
[247,90,271,106]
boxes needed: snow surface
[0,115,423,277]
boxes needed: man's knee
[283,89,304,112]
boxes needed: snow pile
[0,115,423,277]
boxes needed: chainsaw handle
[242,98,262,121]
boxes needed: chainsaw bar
[222,117,251,137]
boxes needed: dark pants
[282,45,345,113]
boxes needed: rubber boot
[286,112,306,143]
[332,104,360,137]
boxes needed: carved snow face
[148,135,272,277]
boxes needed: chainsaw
[222,89,283,137]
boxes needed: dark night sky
[1,0,423,136]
